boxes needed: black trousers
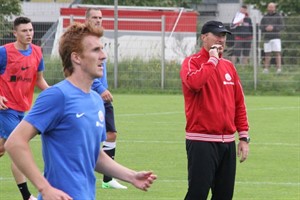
[184,140,236,200]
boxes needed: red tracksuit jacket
[180,47,249,143]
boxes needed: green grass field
[0,95,299,199]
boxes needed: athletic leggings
[184,140,236,200]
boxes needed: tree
[81,0,202,8]
[243,0,300,16]
[0,0,22,37]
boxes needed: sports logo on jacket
[223,73,234,85]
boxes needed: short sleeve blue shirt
[25,80,106,200]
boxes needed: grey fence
[0,6,299,94]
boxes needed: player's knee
[106,132,117,141]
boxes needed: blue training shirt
[24,80,106,200]
[91,61,108,94]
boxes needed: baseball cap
[201,21,231,35]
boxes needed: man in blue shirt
[5,22,157,200]
[0,16,49,200]
[86,7,127,189]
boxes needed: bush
[43,57,300,96]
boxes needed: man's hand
[266,25,274,32]
[100,90,113,102]
[238,141,249,163]
[209,44,223,59]
[0,96,8,110]
[132,171,157,191]
[40,185,73,200]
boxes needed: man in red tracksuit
[180,21,250,200]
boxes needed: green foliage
[281,17,300,66]
[43,57,300,96]
[43,57,64,86]
[0,0,22,38]
[107,58,181,93]
[244,0,300,16]
[81,0,202,8]
[110,60,300,95]
[236,65,300,95]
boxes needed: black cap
[201,21,231,35]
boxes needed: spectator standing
[0,17,49,200]
[180,20,250,200]
[230,5,253,65]
[85,7,127,189]
[260,2,284,74]
[4,22,157,200]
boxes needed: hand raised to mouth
[209,44,223,58]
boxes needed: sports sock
[103,141,116,183]
[18,182,31,200]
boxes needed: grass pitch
[0,95,299,199]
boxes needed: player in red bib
[0,17,49,200]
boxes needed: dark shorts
[104,102,117,133]
[0,109,25,139]
[233,39,252,57]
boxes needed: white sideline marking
[157,179,300,186]
[248,106,299,111]
[116,106,299,117]
[251,142,299,147]
[29,138,299,147]
[0,176,298,186]
[235,181,300,186]
[117,111,182,117]
[117,140,299,147]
